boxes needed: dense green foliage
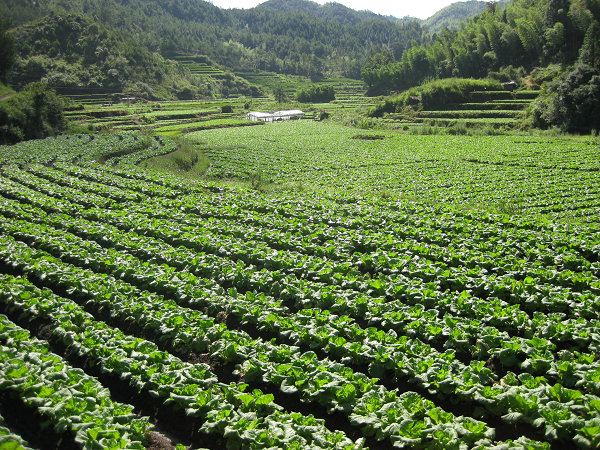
[362,0,600,94]
[0,19,16,84]
[529,63,600,132]
[528,19,600,132]
[579,19,600,67]
[295,84,335,103]
[6,13,250,100]
[261,0,512,33]
[2,0,426,81]
[3,0,556,103]
[257,0,398,25]
[0,16,68,144]
[0,83,66,144]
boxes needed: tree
[529,64,600,133]
[296,85,335,103]
[544,0,569,28]
[579,21,600,68]
[486,2,499,14]
[515,18,542,57]
[403,45,432,83]
[544,21,566,59]
[362,51,393,74]
[0,83,67,144]
[361,54,388,89]
[272,85,287,103]
[0,19,15,84]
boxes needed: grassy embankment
[140,136,211,178]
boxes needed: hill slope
[7,12,261,100]
[3,0,426,81]
[363,0,598,94]
[424,1,487,32]
[258,0,513,32]
[423,1,511,33]
[257,0,400,25]
[2,0,519,99]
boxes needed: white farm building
[245,112,274,122]
[245,110,305,122]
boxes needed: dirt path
[0,94,13,101]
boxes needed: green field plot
[416,110,525,119]
[462,90,540,102]
[439,102,529,111]
[190,121,600,222]
[154,118,258,134]
[235,70,367,104]
[49,87,122,105]
[235,71,311,95]
[411,117,521,128]
[175,60,225,77]
[0,127,599,448]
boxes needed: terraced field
[0,131,599,449]
[234,71,314,97]
[387,90,540,130]
[235,70,369,106]
[173,57,226,78]
[63,79,373,136]
[65,100,249,134]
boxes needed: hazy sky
[207,0,460,20]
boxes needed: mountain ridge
[424,0,511,33]
[256,0,414,25]
[255,0,513,30]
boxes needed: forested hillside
[257,0,401,25]
[2,0,426,81]
[258,0,512,31]
[2,0,529,100]
[6,13,211,100]
[4,0,597,130]
[362,0,600,94]
[424,0,511,33]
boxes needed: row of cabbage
[0,134,599,448]
[0,269,362,449]
[0,198,597,447]
[194,122,600,222]
[0,136,376,449]
[0,201,523,448]
[0,312,148,449]
[0,133,177,169]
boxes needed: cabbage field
[0,131,600,449]
[193,122,600,222]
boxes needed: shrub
[249,170,269,191]
[529,64,600,133]
[296,85,335,103]
[488,65,526,83]
[530,64,566,86]
[447,122,469,135]
[0,82,66,144]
